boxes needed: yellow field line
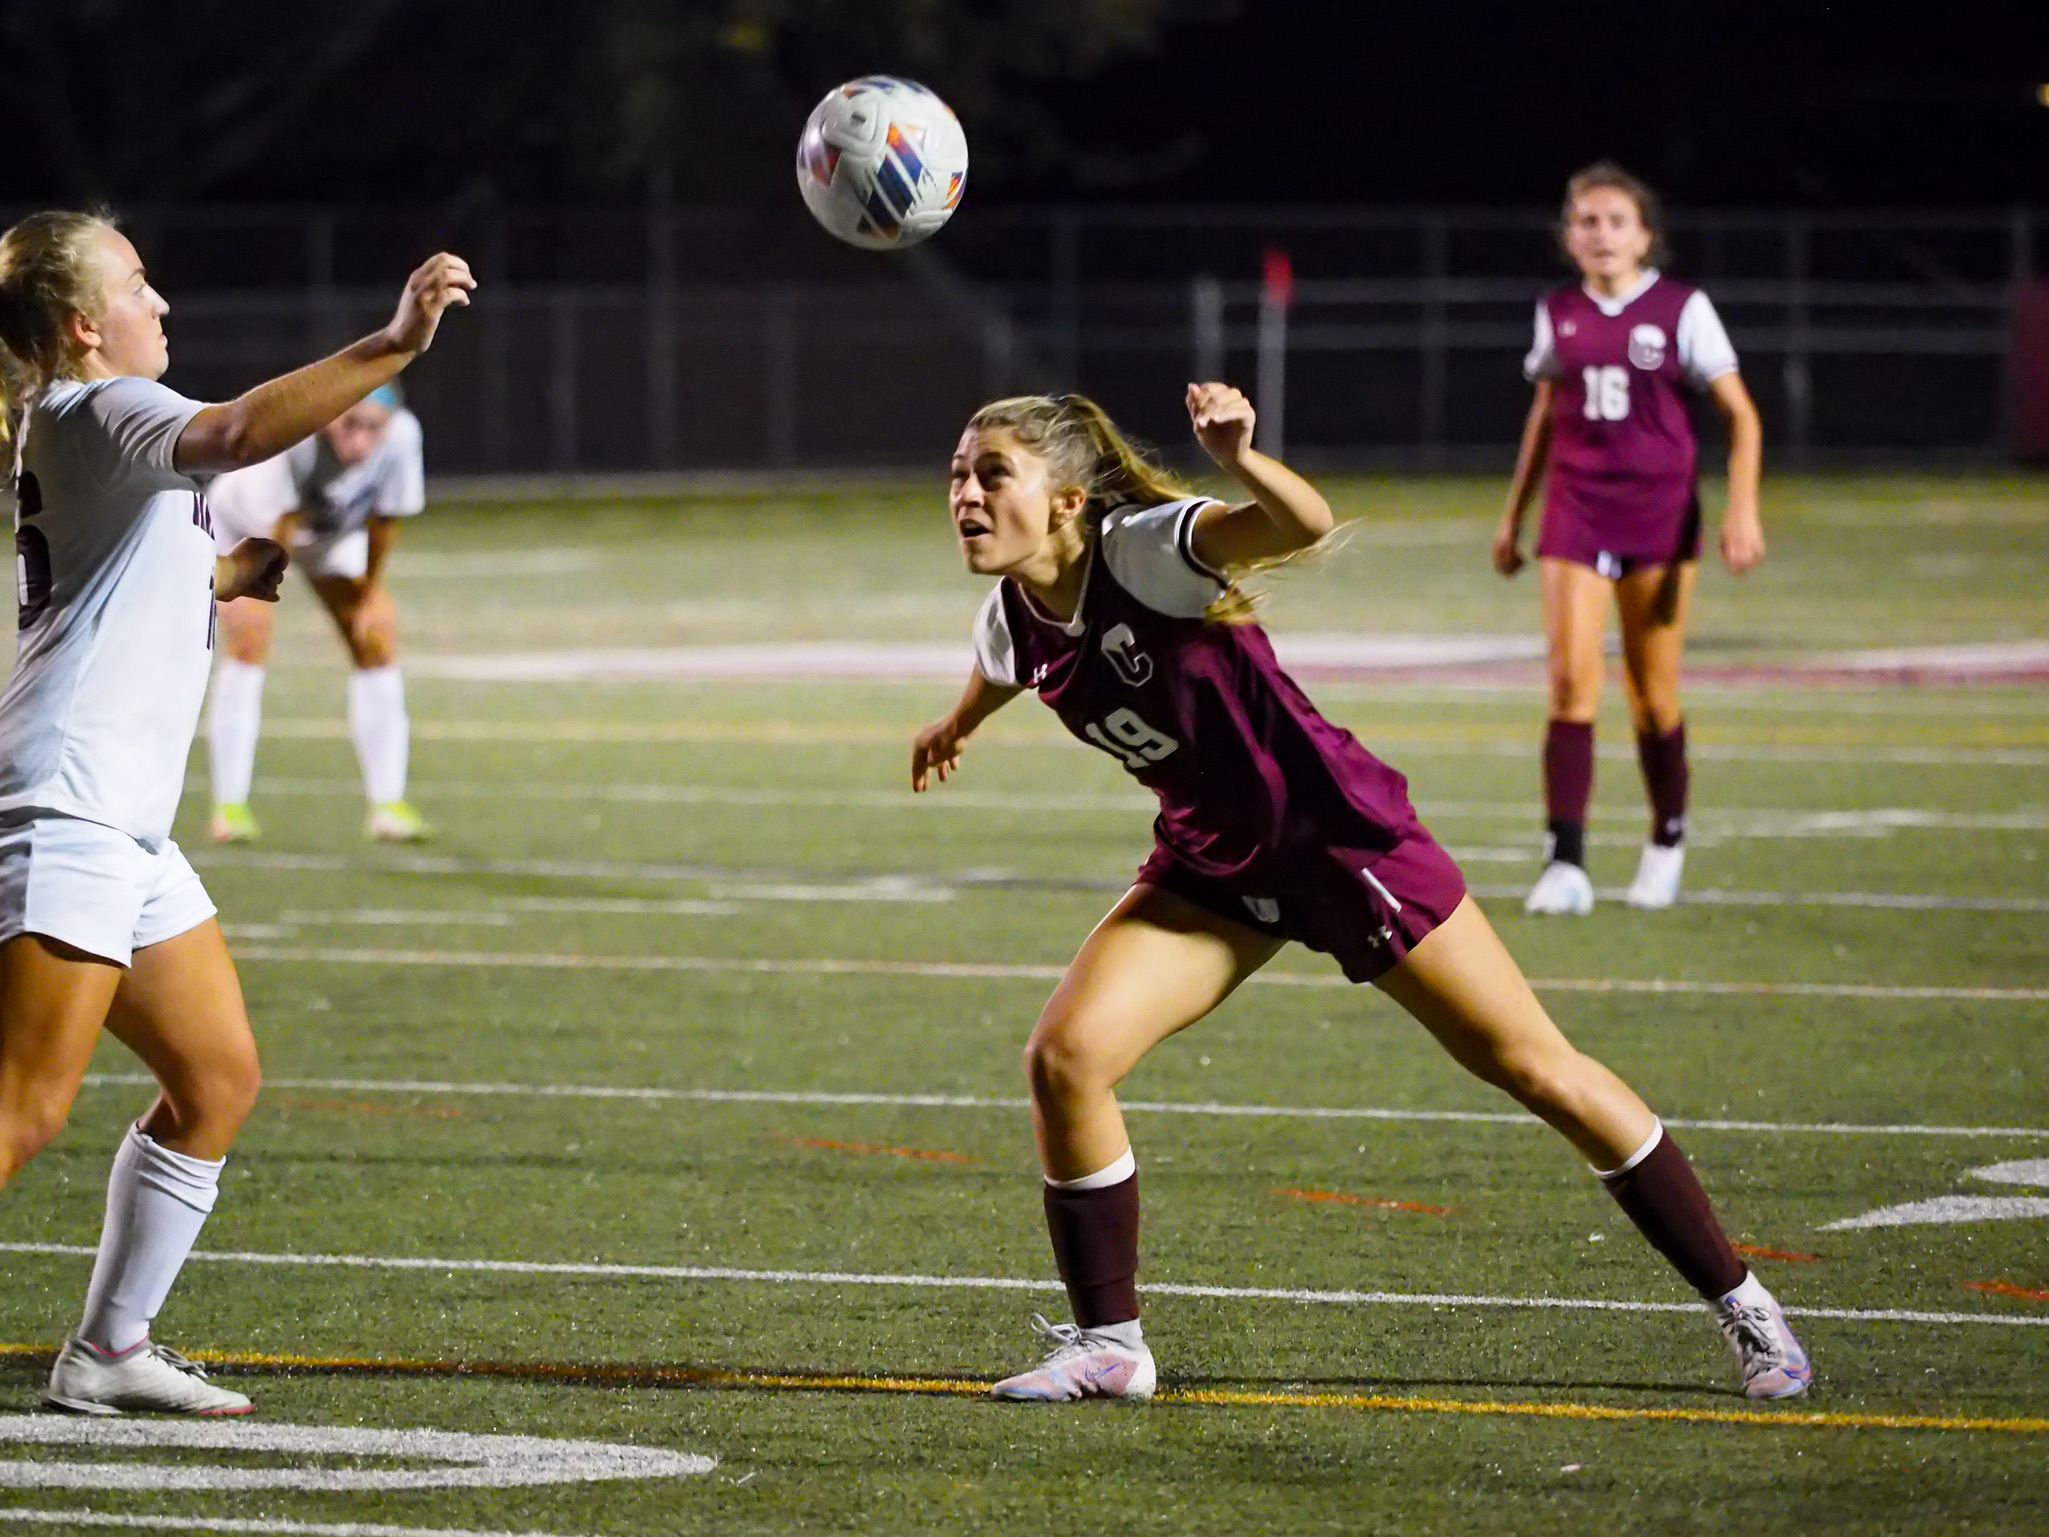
[5,1345,2044,1433]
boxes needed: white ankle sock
[77,1124,224,1353]
[348,665,409,805]
[206,661,265,806]
[1087,1318,1145,1349]
[1717,1270,1769,1310]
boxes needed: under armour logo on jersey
[1559,320,1578,338]
[1100,623,1153,687]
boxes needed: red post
[2012,281,2049,464]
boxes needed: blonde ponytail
[0,209,119,447]
[967,391,1266,622]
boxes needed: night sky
[2,0,2044,210]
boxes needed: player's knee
[1479,1041,1582,1113]
[175,1050,263,1139]
[1546,660,1598,718]
[0,1095,73,1181]
[1023,1027,1115,1105]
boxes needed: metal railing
[57,202,2037,472]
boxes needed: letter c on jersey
[1101,624,1154,687]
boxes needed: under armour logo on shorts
[1242,896,1279,924]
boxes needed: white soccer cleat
[1710,1278,1812,1401]
[44,1336,254,1416]
[990,1314,1157,1403]
[1523,860,1595,916]
[1625,842,1685,910]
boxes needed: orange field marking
[1963,1280,2049,1304]
[3,1343,2043,1434]
[1276,1187,1457,1216]
[1734,1243,1823,1264]
[786,1136,978,1165]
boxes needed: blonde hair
[966,392,1260,622]
[0,208,120,446]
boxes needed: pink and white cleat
[990,1314,1157,1403]
[1711,1275,1813,1400]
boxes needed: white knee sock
[206,660,265,806]
[347,665,409,805]
[77,1124,224,1354]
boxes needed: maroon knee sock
[1043,1173,1141,1327]
[1598,1127,1746,1298]
[1542,719,1595,867]
[1636,722,1689,847]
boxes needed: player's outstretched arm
[912,668,1022,791]
[174,254,475,475]
[1183,382,1335,570]
[1494,380,1554,576]
[1708,372,1765,575]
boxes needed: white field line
[202,776,2049,837]
[76,1073,2049,1141]
[188,849,2049,916]
[0,1516,587,1537]
[244,718,2049,766]
[0,1242,2038,1329]
[221,944,2049,1003]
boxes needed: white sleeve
[970,585,1018,687]
[1677,291,1739,388]
[207,455,297,543]
[1100,498,1226,620]
[376,411,426,515]
[1522,302,1559,381]
[79,377,206,488]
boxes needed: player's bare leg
[1616,561,1697,908]
[47,920,258,1416]
[311,573,423,842]
[997,885,1280,1402]
[206,599,276,843]
[1528,558,1608,914]
[0,935,125,1187]
[1376,896,1810,1398]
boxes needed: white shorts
[0,816,217,967]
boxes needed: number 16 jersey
[1524,270,1738,569]
[971,499,1420,879]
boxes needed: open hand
[1187,382,1256,468]
[217,538,289,603]
[384,252,476,356]
[911,715,969,792]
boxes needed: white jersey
[208,408,423,549]
[1,377,215,849]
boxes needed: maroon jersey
[1526,273,1737,569]
[973,499,1423,878]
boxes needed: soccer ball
[796,77,968,250]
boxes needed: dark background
[5,0,2045,211]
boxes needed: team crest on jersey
[1100,623,1153,687]
[1628,324,1668,370]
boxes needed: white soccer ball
[796,76,968,250]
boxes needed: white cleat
[1523,860,1595,916]
[44,1336,254,1417]
[1626,842,1686,910]
[990,1315,1156,1403]
[1710,1277,1813,1401]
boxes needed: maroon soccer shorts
[1134,829,1469,984]
[1535,489,1702,576]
